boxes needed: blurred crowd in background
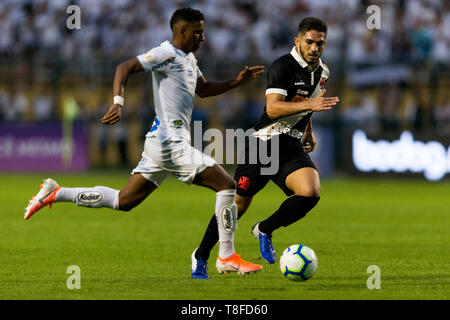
[0,0,448,166]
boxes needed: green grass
[1,172,449,300]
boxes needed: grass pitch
[0,172,449,300]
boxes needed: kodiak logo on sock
[77,191,103,204]
[221,207,234,233]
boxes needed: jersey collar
[167,40,188,57]
[290,46,324,71]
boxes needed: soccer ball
[280,244,318,281]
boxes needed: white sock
[215,189,237,259]
[55,186,120,210]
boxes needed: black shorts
[234,136,317,197]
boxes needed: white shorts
[132,137,216,186]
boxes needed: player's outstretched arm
[101,58,144,125]
[195,65,265,98]
[266,89,339,119]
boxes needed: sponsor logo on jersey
[297,89,309,96]
[77,191,103,205]
[150,57,175,71]
[169,64,184,71]
[286,128,303,139]
[271,121,304,139]
[295,81,305,85]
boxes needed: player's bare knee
[294,185,321,198]
[119,204,134,212]
[118,201,134,212]
[313,184,321,198]
[118,193,135,212]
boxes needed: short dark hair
[170,7,204,30]
[298,17,327,35]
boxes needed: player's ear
[179,26,185,37]
[173,22,186,38]
[180,24,189,38]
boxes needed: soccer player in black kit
[194,17,339,267]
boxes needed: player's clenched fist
[101,104,122,125]
[306,89,339,112]
[302,131,316,153]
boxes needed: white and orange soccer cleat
[24,178,60,220]
[216,253,263,275]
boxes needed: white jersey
[137,40,203,143]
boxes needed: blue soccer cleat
[191,248,209,279]
[252,223,276,264]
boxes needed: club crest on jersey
[77,191,103,205]
[320,77,326,90]
[238,176,251,190]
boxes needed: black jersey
[252,46,329,145]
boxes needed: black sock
[258,196,320,235]
[195,211,245,262]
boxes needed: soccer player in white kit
[24,8,265,279]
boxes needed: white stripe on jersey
[266,88,288,96]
